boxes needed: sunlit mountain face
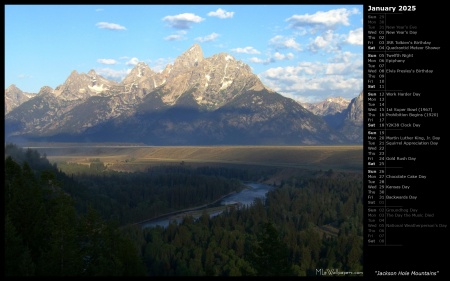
[5,44,362,145]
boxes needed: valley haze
[24,144,363,174]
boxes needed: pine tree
[248,221,294,276]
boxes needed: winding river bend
[140,182,274,229]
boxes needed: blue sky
[5,4,363,103]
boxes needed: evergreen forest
[4,143,363,276]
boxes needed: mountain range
[4,43,363,145]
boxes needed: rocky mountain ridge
[300,96,351,116]
[5,44,363,145]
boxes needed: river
[140,182,274,229]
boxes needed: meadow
[26,144,363,174]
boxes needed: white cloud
[207,8,234,19]
[313,36,328,48]
[18,74,33,79]
[330,51,357,64]
[286,8,359,31]
[273,52,294,61]
[248,51,293,65]
[164,30,187,41]
[125,57,140,66]
[269,35,302,51]
[149,57,174,73]
[231,46,261,54]
[95,68,129,82]
[249,57,274,65]
[165,34,184,41]
[325,63,348,75]
[249,57,264,63]
[162,13,204,29]
[97,59,117,65]
[259,60,362,102]
[195,32,220,43]
[346,27,363,45]
[326,51,363,75]
[96,22,126,30]
[308,30,343,53]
